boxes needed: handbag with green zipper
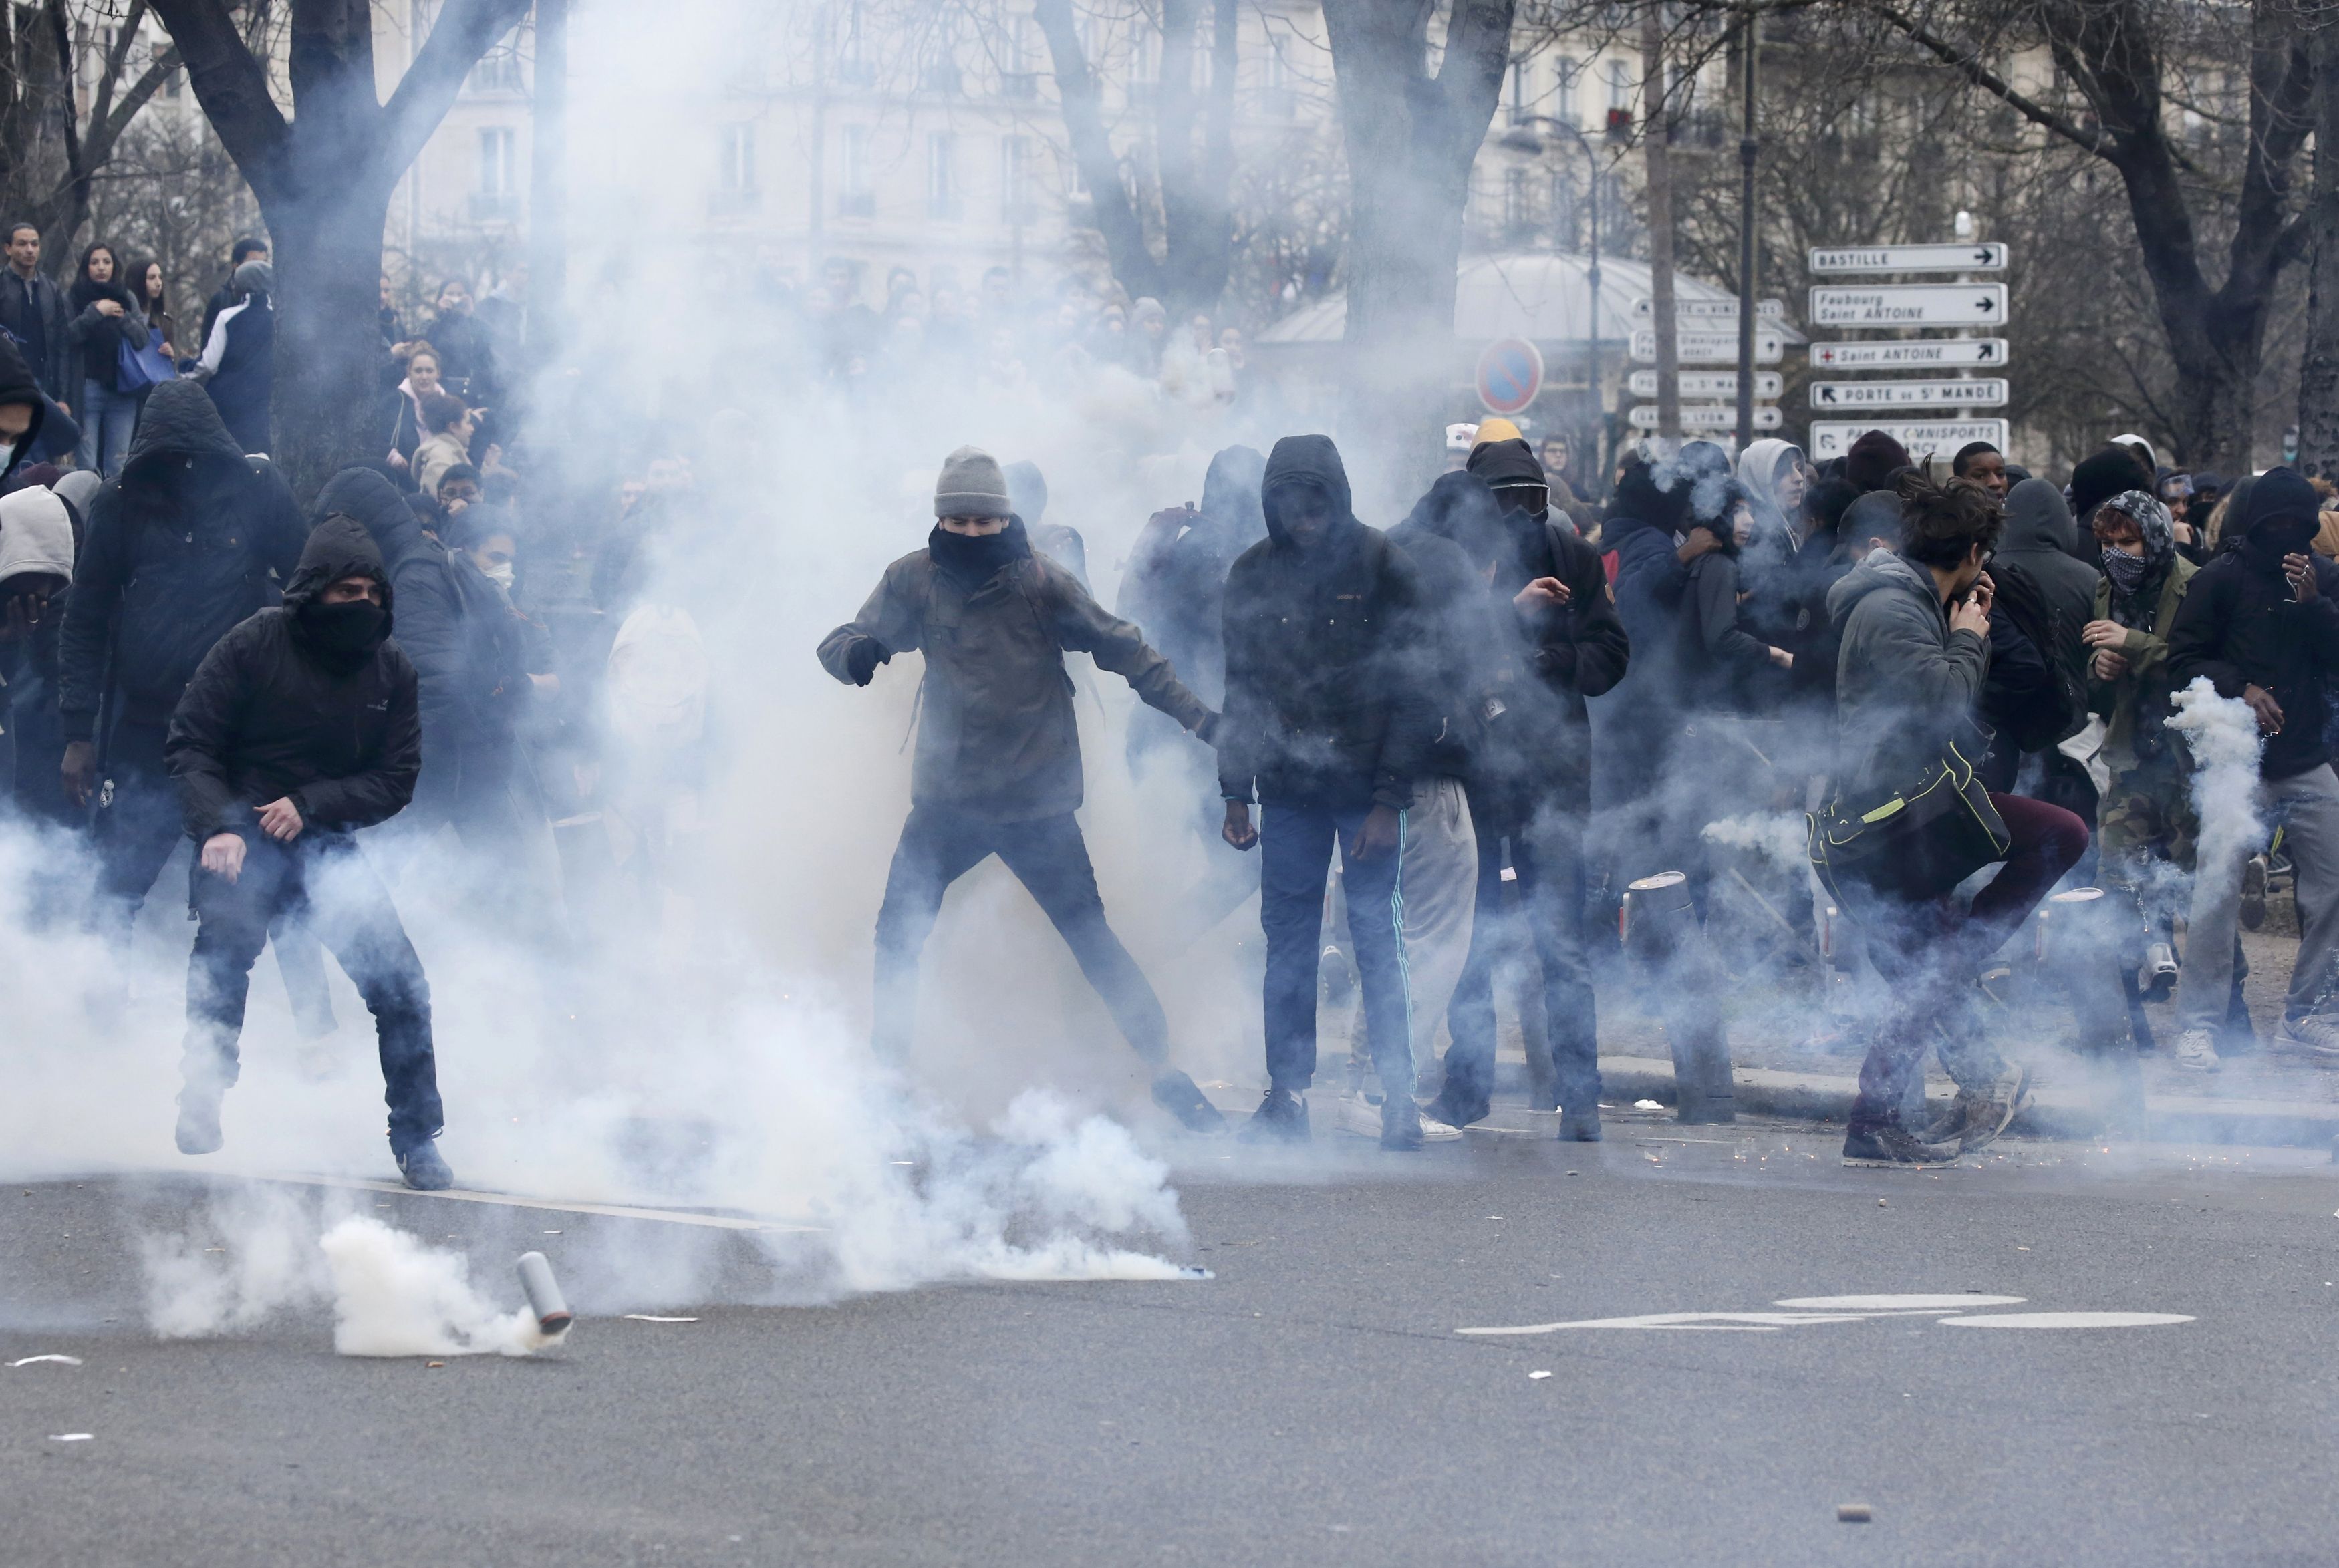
[1807,722,2012,905]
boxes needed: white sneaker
[1417,1108,1464,1142]
[1335,1094,1384,1139]
[2273,1015,2339,1062]
[2172,1028,2221,1073]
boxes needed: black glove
[845,637,889,687]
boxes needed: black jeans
[1258,800,1414,1099]
[872,807,1170,1068]
[184,830,443,1153]
[1445,790,1599,1119]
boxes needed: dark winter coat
[65,277,149,393]
[198,294,273,454]
[1597,476,1693,806]
[165,514,422,838]
[819,519,1212,822]
[1977,601,2056,790]
[1490,512,1627,816]
[0,332,51,486]
[317,467,530,754]
[1216,434,1434,812]
[422,309,496,400]
[1828,547,1990,800]
[1676,546,1775,712]
[1384,515,1498,782]
[2167,471,2339,780]
[1995,477,2098,701]
[57,380,308,740]
[1115,444,1266,709]
[0,267,72,400]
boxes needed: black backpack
[1987,559,2088,752]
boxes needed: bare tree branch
[381,0,533,177]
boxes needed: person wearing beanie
[2066,446,2154,538]
[0,485,78,834]
[1843,429,1914,494]
[2166,466,2339,1068]
[164,512,453,1190]
[817,444,1230,1134]
[1003,458,1089,587]
[1215,434,1441,1148]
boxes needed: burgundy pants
[1850,792,2090,1130]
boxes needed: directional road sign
[1629,297,1788,321]
[1812,338,2009,370]
[1810,379,2008,410]
[1809,283,2007,327]
[1630,327,1784,365]
[1475,337,1544,417]
[1627,369,1783,400]
[1808,243,2009,273]
[1629,404,1783,431]
[1808,418,2010,460]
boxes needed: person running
[817,446,1228,1133]
[164,514,452,1189]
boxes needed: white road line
[1776,1294,2026,1310]
[257,1172,825,1234]
[1938,1312,2194,1329]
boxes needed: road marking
[9,1354,84,1368]
[1461,1311,1883,1335]
[256,1173,825,1235]
[1938,1312,2194,1329]
[1775,1294,2025,1310]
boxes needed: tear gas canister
[516,1252,573,1336]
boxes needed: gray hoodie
[1827,548,1991,798]
[1995,478,2101,643]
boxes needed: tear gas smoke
[320,1217,555,1358]
[1701,812,1810,872]
[2167,677,2266,904]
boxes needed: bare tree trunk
[1032,0,1167,304]
[1641,7,1678,442]
[2297,22,2339,481]
[528,0,567,369]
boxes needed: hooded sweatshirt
[57,379,307,738]
[1996,478,2100,637]
[2167,467,2339,780]
[1116,444,1266,711]
[1216,434,1433,810]
[0,485,74,588]
[0,333,49,486]
[165,514,422,839]
[1827,547,1991,800]
[0,486,76,715]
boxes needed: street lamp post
[1500,115,1605,484]
[1734,5,1760,448]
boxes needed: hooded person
[1593,450,1697,832]
[1981,478,2094,792]
[1002,459,1087,587]
[0,485,77,830]
[193,259,275,454]
[817,445,1228,1134]
[57,378,308,949]
[2067,447,2155,540]
[163,514,452,1190]
[0,331,49,489]
[2166,467,2339,1067]
[1844,430,1914,494]
[1216,434,1439,1148]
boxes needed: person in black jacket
[0,331,51,485]
[1218,434,1436,1148]
[64,243,149,476]
[2166,467,2339,1066]
[165,515,452,1189]
[192,261,274,454]
[1411,464,1631,1139]
[198,235,269,350]
[58,379,309,948]
[0,222,73,404]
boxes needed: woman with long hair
[386,341,442,468]
[126,256,177,361]
[66,241,150,476]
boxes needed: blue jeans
[1258,800,1414,1098]
[77,378,139,476]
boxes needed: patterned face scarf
[2101,544,2149,597]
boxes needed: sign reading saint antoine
[1809,283,2007,327]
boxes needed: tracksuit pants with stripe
[1258,799,1415,1099]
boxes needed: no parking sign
[1476,338,1544,418]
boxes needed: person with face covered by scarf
[817,446,1228,1133]
[2166,468,2339,1067]
[163,514,452,1189]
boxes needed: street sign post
[1629,405,1782,431]
[1631,327,1783,365]
[1475,337,1544,417]
[1629,297,1787,321]
[1809,284,2007,327]
[1627,369,1782,400]
[1811,338,2009,370]
[1808,419,2010,460]
[1810,379,2009,410]
[1808,243,2008,273]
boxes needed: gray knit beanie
[934,445,1013,520]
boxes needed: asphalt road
[7,1115,2338,1567]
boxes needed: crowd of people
[3,220,2338,1184]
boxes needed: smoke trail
[319,1217,553,1358]
[2167,677,2266,909]
[140,1185,327,1338]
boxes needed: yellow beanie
[1473,417,1524,446]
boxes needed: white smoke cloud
[2167,677,2265,901]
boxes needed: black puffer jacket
[1218,434,1433,810]
[165,514,422,838]
[317,466,528,752]
[57,379,307,738]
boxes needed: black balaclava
[285,514,394,675]
[928,516,1033,589]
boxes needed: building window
[837,3,873,85]
[928,131,958,218]
[719,123,756,192]
[472,127,517,220]
[1001,136,1032,224]
[1504,166,1529,231]
[1607,59,1631,110]
[1556,58,1578,122]
[1127,25,1155,104]
[841,125,873,216]
[468,28,525,93]
[1508,59,1532,124]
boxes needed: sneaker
[1149,1070,1230,1134]
[1558,1106,1602,1142]
[2272,1015,2339,1063]
[1379,1096,1425,1152]
[1238,1086,1309,1144]
[2172,1028,2221,1073]
[1416,1106,1464,1143]
[1841,1123,1961,1168]
[1951,1062,2032,1154]
[1335,1093,1384,1139]
[396,1142,456,1191]
[174,1084,224,1156]
[2240,855,2269,930]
